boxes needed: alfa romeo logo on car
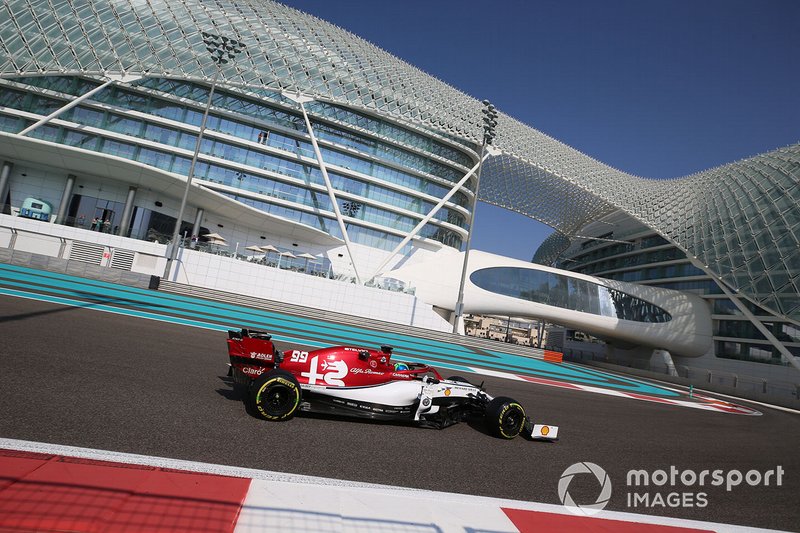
[558,462,612,516]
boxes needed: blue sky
[281,0,800,261]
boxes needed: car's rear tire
[485,396,526,439]
[247,369,301,421]
[446,375,470,383]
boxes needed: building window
[471,267,672,323]
[715,340,795,365]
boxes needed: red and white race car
[226,329,558,440]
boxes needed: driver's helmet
[393,362,410,371]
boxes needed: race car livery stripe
[304,393,416,418]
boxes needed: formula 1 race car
[226,328,558,440]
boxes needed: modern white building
[0,0,797,381]
[534,211,800,382]
[388,250,713,357]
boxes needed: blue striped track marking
[0,263,685,398]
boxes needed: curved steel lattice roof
[0,0,798,319]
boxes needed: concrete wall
[170,246,451,331]
[584,360,799,409]
[0,247,155,289]
[0,213,452,332]
[1,213,166,274]
[672,350,800,387]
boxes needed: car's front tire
[484,396,526,439]
[246,369,301,421]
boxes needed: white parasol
[202,232,226,242]
[297,252,317,271]
[277,250,296,269]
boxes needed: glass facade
[715,340,800,364]
[549,220,799,366]
[0,0,795,370]
[1,0,797,324]
[0,74,475,252]
[470,267,672,323]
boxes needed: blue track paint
[1,287,234,331]
[3,265,525,374]
[2,273,481,370]
[0,264,677,397]
[483,350,679,396]
[0,264,479,357]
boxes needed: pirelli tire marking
[255,375,301,421]
[499,402,524,438]
[486,397,526,439]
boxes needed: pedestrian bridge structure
[389,250,712,357]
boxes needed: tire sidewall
[486,396,525,439]
[248,370,301,421]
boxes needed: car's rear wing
[227,328,281,380]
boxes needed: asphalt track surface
[1,293,799,530]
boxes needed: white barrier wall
[172,247,452,331]
[1,214,167,274]
[1,214,452,332]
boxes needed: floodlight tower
[452,100,498,333]
[164,32,246,279]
